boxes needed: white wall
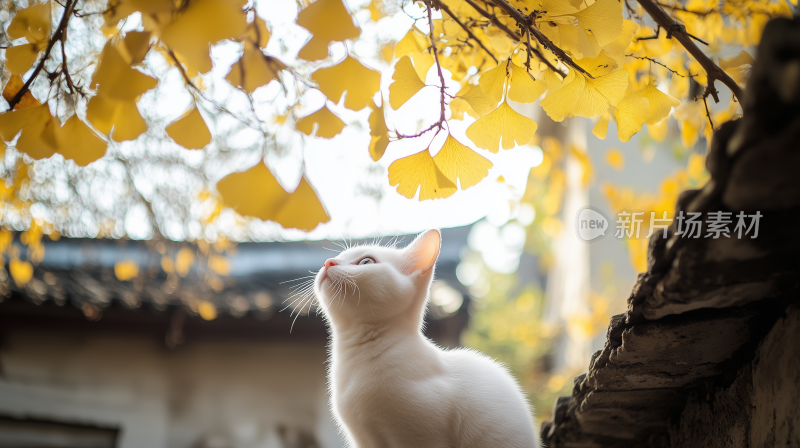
[0,329,345,448]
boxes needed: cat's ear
[405,229,441,274]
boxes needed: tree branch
[461,0,566,77]
[485,0,593,78]
[6,0,77,111]
[636,0,744,104]
[436,1,499,64]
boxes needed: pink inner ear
[407,230,441,273]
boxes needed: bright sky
[128,0,543,242]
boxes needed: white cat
[313,229,538,448]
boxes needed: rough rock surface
[541,17,800,448]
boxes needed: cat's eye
[358,257,375,265]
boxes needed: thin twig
[636,0,744,104]
[6,0,77,111]
[395,1,448,140]
[700,95,714,131]
[486,0,593,78]
[626,54,697,78]
[462,0,566,77]
[436,1,499,64]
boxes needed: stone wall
[541,16,800,448]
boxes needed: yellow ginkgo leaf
[296,0,361,61]
[574,0,623,47]
[367,0,385,21]
[114,259,139,281]
[449,98,472,120]
[225,45,288,94]
[388,149,457,200]
[433,135,493,190]
[605,148,624,170]
[166,106,213,149]
[389,56,426,109]
[478,62,508,102]
[592,113,610,139]
[368,100,389,161]
[104,0,176,27]
[311,56,381,111]
[217,161,289,221]
[541,70,586,121]
[6,43,43,75]
[273,176,331,231]
[9,259,34,286]
[242,16,270,49]
[198,301,218,320]
[575,51,618,78]
[86,97,148,142]
[603,20,638,65]
[160,0,247,74]
[57,115,108,166]
[614,95,650,142]
[466,101,538,153]
[395,29,429,58]
[459,85,497,117]
[295,104,346,138]
[2,74,41,110]
[116,31,152,65]
[7,2,51,43]
[508,62,547,103]
[90,43,158,101]
[572,70,628,118]
[628,84,681,125]
[0,104,60,160]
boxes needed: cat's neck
[330,317,426,362]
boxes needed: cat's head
[313,230,441,330]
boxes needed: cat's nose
[324,258,338,269]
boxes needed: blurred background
[0,0,744,447]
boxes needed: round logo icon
[574,206,610,243]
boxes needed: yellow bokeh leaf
[176,247,195,277]
[603,20,638,65]
[388,149,457,200]
[614,96,650,142]
[311,56,381,111]
[368,100,389,161]
[86,96,148,142]
[57,115,108,166]
[217,161,289,221]
[2,74,41,110]
[198,301,218,320]
[466,101,538,152]
[507,62,547,103]
[433,135,493,190]
[389,55,426,109]
[160,0,247,74]
[166,106,212,149]
[225,45,288,93]
[104,0,176,27]
[7,2,51,43]
[478,62,508,103]
[648,117,669,142]
[10,259,34,286]
[296,0,361,61]
[208,255,230,276]
[605,148,624,170]
[273,176,331,231]
[627,83,681,125]
[295,104,346,138]
[114,259,139,281]
[6,43,43,75]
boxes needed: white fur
[313,230,538,448]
